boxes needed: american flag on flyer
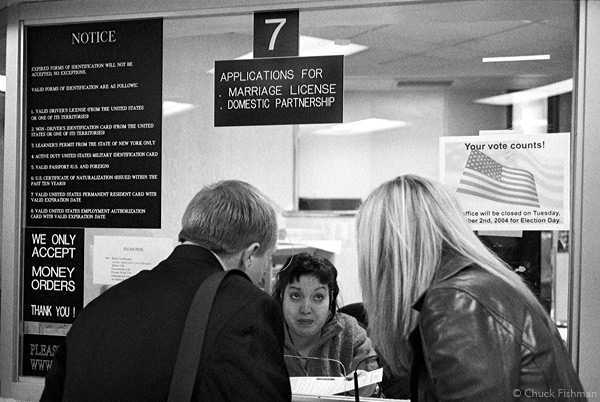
[457,149,540,208]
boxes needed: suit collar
[178,242,227,269]
[168,243,225,272]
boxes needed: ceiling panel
[165,0,575,93]
[304,1,575,91]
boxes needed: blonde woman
[356,174,586,401]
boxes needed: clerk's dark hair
[178,180,277,256]
[272,252,340,317]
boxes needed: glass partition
[11,0,576,395]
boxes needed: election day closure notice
[439,133,570,231]
[214,55,343,126]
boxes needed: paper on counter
[290,368,383,396]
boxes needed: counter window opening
[0,1,581,400]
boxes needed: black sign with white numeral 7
[253,10,299,58]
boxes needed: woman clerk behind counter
[272,253,379,395]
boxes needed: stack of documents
[290,368,383,396]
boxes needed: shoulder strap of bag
[167,269,249,402]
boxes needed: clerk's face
[283,275,331,340]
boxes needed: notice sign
[439,133,570,231]
[253,10,299,58]
[23,334,64,377]
[214,55,343,126]
[25,19,163,228]
[23,228,84,323]
[92,235,173,285]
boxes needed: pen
[354,371,359,402]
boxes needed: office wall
[162,32,295,233]
[289,88,506,305]
[298,89,505,202]
[161,31,506,305]
[156,34,509,307]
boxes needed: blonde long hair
[356,174,547,374]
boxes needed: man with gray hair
[41,180,291,402]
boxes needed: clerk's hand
[345,370,378,397]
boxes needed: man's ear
[240,242,260,268]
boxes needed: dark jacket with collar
[409,254,586,402]
[40,244,291,402]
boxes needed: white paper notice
[290,368,383,396]
[439,133,570,231]
[93,236,173,285]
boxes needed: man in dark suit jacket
[40,180,291,402]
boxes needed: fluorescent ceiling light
[310,118,409,135]
[482,54,550,63]
[475,78,573,106]
[207,36,367,73]
[0,75,5,92]
[163,101,195,116]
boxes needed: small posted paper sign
[93,236,173,285]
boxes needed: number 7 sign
[253,10,299,58]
